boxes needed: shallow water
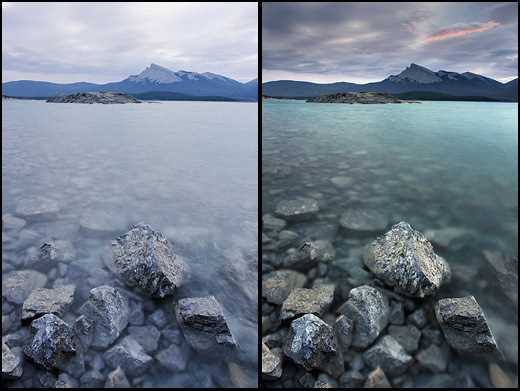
[2,99,258,387]
[262,99,518,385]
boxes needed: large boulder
[22,285,76,322]
[104,336,153,376]
[364,222,451,297]
[362,335,413,377]
[2,270,48,304]
[337,285,389,349]
[262,269,307,305]
[275,198,319,222]
[24,314,77,370]
[280,285,335,320]
[434,296,498,354]
[79,286,129,349]
[112,223,187,298]
[176,295,236,352]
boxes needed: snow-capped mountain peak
[388,63,442,84]
[128,64,182,83]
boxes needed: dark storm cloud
[262,2,518,83]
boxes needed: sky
[262,2,518,83]
[2,2,258,83]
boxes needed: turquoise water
[262,99,518,384]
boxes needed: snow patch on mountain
[388,63,442,84]
[128,63,182,84]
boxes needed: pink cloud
[425,21,500,43]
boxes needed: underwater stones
[434,296,498,354]
[21,285,76,321]
[263,214,287,232]
[105,366,131,388]
[15,196,59,220]
[79,286,129,349]
[334,314,354,350]
[262,343,282,380]
[488,363,515,388]
[364,221,451,298]
[339,209,389,233]
[364,367,391,388]
[275,198,319,222]
[482,250,518,305]
[416,344,449,373]
[104,336,153,376]
[176,295,236,352]
[388,324,421,354]
[2,342,23,379]
[80,369,105,388]
[362,335,413,377]
[24,314,77,371]
[79,210,126,236]
[281,285,335,320]
[283,240,335,271]
[262,269,307,305]
[338,285,389,349]
[2,270,48,304]
[55,373,78,388]
[38,240,76,266]
[112,223,186,298]
[330,176,354,188]
[127,325,160,353]
[2,214,26,232]
[155,344,188,371]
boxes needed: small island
[46,91,141,104]
[306,92,419,104]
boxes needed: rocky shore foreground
[46,92,141,104]
[306,92,419,104]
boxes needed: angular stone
[364,221,451,297]
[339,209,388,233]
[262,269,307,305]
[283,240,335,271]
[2,342,23,379]
[434,296,498,354]
[482,250,518,305]
[24,314,77,370]
[407,308,428,328]
[80,369,105,388]
[105,366,131,388]
[314,372,338,388]
[416,344,449,372]
[262,343,282,380]
[339,369,365,387]
[281,285,334,320]
[21,285,75,321]
[74,315,94,350]
[176,296,236,352]
[104,336,153,376]
[337,285,389,348]
[389,301,405,325]
[15,196,59,220]
[38,240,76,266]
[128,325,160,353]
[275,198,319,222]
[55,373,78,388]
[112,223,186,298]
[364,367,391,388]
[148,308,169,329]
[79,286,129,349]
[334,314,353,351]
[155,344,188,371]
[363,335,413,377]
[2,270,48,304]
[388,324,421,354]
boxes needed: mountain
[130,91,239,102]
[2,64,258,101]
[263,63,517,101]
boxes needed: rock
[389,301,405,325]
[330,176,354,188]
[482,250,518,305]
[176,296,236,352]
[314,373,338,388]
[339,369,365,387]
[262,343,282,380]
[79,286,129,349]
[55,373,78,388]
[15,196,60,220]
[416,344,449,372]
[2,270,48,304]
[283,314,342,377]
[128,325,160,353]
[339,209,388,233]
[421,326,443,346]
[21,285,75,321]
[38,371,57,387]
[38,240,76,267]
[74,315,94,350]
[104,336,153,376]
[337,285,389,348]
[24,314,77,370]
[334,314,353,350]
[80,369,105,388]
[112,223,186,298]
[364,222,451,297]
[424,227,473,249]
[276,230,299,249]
[2,214,26,231]
[307,92,407,104]
[148,308,169,329]
[488,363,515,388]
[362,335,413,377]
[262,269,307,305]
[228,362,257,388]
[161,327,183,345]
[262,214,287,232]
[407,308,428,328]
[127,300,145,326]
[434,296,498,354]
[275,198,319,222]
[105,366,131,388]
[2,342,23,379]
[364,367,391,388]
[79,209,128,237]
[47,91,141,104]
[280,285,335,320]
[388,324,421,354]
[283,240,335,271]
[155,344,188,371]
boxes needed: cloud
[424,21,500,43]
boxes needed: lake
[2,99,258,388]
[262,99,517,387]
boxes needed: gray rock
[2,270,48,304]
[148,308,168,329]
[15,196,60,220]
[128,325,160,353]
[434,296,498,354]
[2,214,26,231]
[407,308,428,328]
[79,210,127,236]
[280,285,335,320]
[105,366,131,388]
[276,230,299,249]
[275,198,319,222]
[388,324,421,353]
[161,327,183,345]
[74,315,94,350]
[112,223,186,298]
[80,369,105,388]
[389,301,405,325]
[421,326,443,346]
[314,372,338,388]
[283,240,335,271]
[364,221,451,297]
[339,369,364,387]
[339,209,388,233]
[262,269,307,305]
[55,373,78,388]
[24,314,77,370]
[104,336,153,376]
[127,300,145,326]
[424,227,474,249]
[488,363,515,388]
[155,344,188,371]
[330,176,354,188]
[79,286,129,349]
[416,344,449,372]
[337,285,389,348]
[176,295,236,352]
[262,214,287,232]
[47,91,141,104]
[2,342,23,379]
[38,370,57,387]
[362,335,413,377]
[38,240,76,266]
[364,367,391,388]
[482,250,518,305]
[21,285,75,321]
[334,314,353,351]
[262,343,282,380]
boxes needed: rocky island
[306,92,418,104]
[46,91,141,104]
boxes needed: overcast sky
[2,2,258,83]
[263,2,518,83]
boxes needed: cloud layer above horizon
[2,2,258,83]
[262,2,518,83]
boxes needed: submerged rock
[104,336,153,376]
[334,314,354,351]
[362,335,413,377]
[127,325,160,353]
[275,198,320,222]
[364,367,391,388]
[21,284,76,321]
[338,285,389,349]
[488,363,515,388]
[176,295,236,352]
[2,270,48,304]
[262,343,282,380]
[155,344,188,371]
[38,240,76,266]
[280,285,335,320]
[55,373,78,388]
[2,342,23,379]
[15,196,60,220]
[416,344,449,373]
[112,223,186,298]
[79,210,127,236]
[482,250,518,306]
[262,269,307,305]
[2,214,26,232]
[388,324,421,354]
[262,214,287,232]
[79,286,129,349]
[105,366,131,388]
[283,240,335,271]
[434,296,498,354]
[339,209,388,233]
[364,221,451,297]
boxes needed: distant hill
[131,91,239,101]
[394,91,504,102]
[263,64,518,101]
